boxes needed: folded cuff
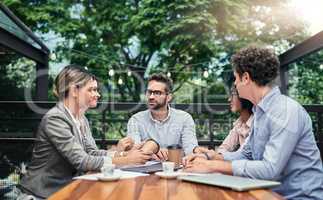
[231,159,247,176]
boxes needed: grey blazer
[20,102,107,198]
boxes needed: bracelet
[203,152,211,160]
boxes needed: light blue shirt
[127,107,198,155]
[223,86,323,199]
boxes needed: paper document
[73,169,149,181]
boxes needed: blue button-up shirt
[223,86,323,199]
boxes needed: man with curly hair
[183,45,323,200]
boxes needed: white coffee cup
[101,164,115,177]
[162,162,175,173]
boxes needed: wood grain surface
[48,175,284,200]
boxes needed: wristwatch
[145,138,160,154]
[120,151,126,157]
[203,152,211,160]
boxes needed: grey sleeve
[83,134,108,156]
[82,118,108,156]
[127,116,142,144]
[44,115,104,172]
[181,114,198,155]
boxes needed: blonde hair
[53,64,97,100]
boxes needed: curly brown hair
[231,45,280,86]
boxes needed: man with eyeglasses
[127,73,198,160]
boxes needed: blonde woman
[18,65,157,199]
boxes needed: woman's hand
[193,147,222,160]
[193,146,209,154]
[152,148,168,161]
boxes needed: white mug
[101,164,115,177]
[162,162,175,173]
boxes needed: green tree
[3,0,310,102]
[288,50,323,104]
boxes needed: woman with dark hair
[193,86,253,154]
[217,86,253,153]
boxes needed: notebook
[178,174,280,191]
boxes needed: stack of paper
[73,169,149,181]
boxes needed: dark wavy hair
[231,45,279,86]
[240,98,253,113]
[147,73,173,93]
[231,86,253,113]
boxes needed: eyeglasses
[145,89,168,97]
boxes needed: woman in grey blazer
[18,65,156,199]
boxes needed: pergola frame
[279,30,323,94]
[0,3,49,101]
[278,30,323,155]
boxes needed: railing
[0,101,322,137]
[0,101,232,147]
[0,101,322,175]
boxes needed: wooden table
[48,175,283,200]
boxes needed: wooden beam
[0,2,49,53]
[279,30,323,70]
[35,62,49,101]
[0,27,48,64]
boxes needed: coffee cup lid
[167,144,182,149]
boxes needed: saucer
[155,172,179,179]
[97,174,121,181]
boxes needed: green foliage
[3,0,311,103]
[288,50,323,104]
[0,51,35,100]
[1,0,321,140]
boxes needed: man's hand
[182,153,207,167]
[152,148,168,161]
[184,159,232,175]
[116,137,134,152]
[132,141,145,150]
[125,149,152,165]
[183,158,215,173]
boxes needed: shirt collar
[233,114,253,128]
[246,114,254,127]
[253,86,281,113]
[149,105,171,123]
